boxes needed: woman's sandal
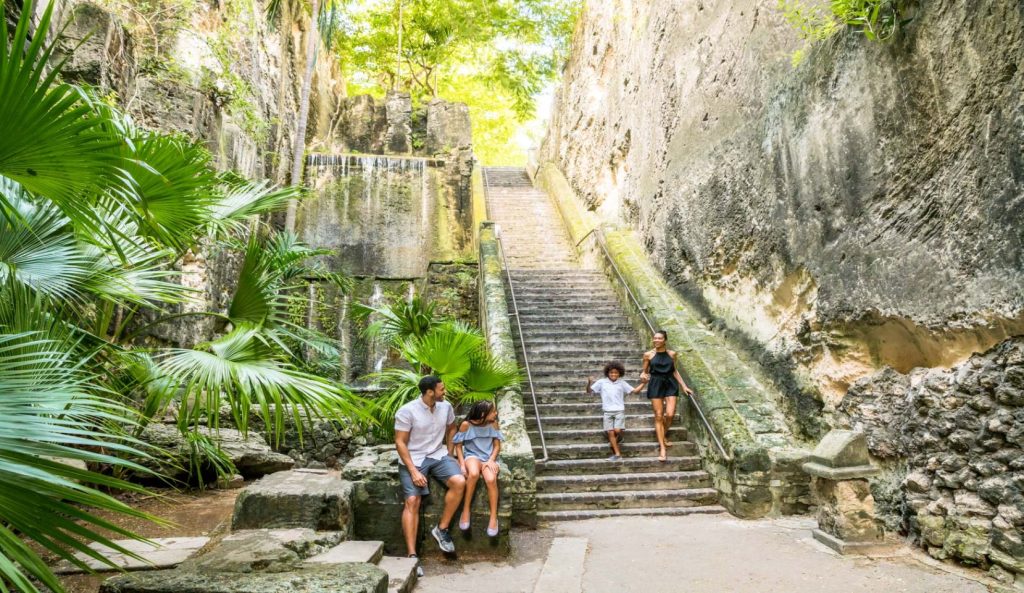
[459,519,471,531]
[486,521,499,537]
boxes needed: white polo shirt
[394,397,455,467]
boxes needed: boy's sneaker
[431,525,456,553]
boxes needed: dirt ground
[55,488,240,593]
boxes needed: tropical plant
[359,299,521,435]
[351,295,440,348]
[777,0,908,65]
[0,2,366,590]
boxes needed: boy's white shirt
[590,378,632,412]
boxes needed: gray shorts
[603,411,626,431]
[398,455,462,498]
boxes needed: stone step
[529,426,686,444]
[529,414,678,430]
[304,540,384,565]
[536,487,719,512]
[517,313,632,323]
[512,295,622,305]
[538,456,702,475]
[533,401,655,413]
[537,505,727,522]
[378,556,418,593]
[533,440,697,460]
[512,288,619,298]
[536,470,711,493]
[519,346,641,357]
[516,305,625,315]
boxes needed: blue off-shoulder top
[453,424,504,462]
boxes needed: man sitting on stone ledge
[395,375,466,565]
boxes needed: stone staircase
[483,167,726,521]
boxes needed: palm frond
[363,367,423,437]
[157,325,370,446]
[125,133,217,251]
[0,326,162,593]
[401,321,483,380]
[461,350,521,399]
[0,0,126,224]
[207,175,300,238]
[352,296,440,349]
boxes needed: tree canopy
[335,0,579,164]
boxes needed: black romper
[646,350,679,399]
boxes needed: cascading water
[300,153,439,382]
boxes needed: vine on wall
[777,0,910,65]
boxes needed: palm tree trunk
[284,0,321,233]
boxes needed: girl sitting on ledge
[453,400,504,536]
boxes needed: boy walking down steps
[586,362,646,461]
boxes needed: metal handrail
[591,226,732,461]
[481,168,548,464]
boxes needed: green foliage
[337,0,579,163]
[778,0,907,65]
[358,295,521,436]
[351,295,439,347]
[0,2,367,590]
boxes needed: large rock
[183,529,343,573]
[138,424,294,482]
[232,470,354,534]
[99,563,387,593]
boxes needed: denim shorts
[398,455,462,498]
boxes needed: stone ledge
[813,529,898,556]
[802,462,878,480]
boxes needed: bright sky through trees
[332,0,579,165]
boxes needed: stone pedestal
[342,446,512,558]
[232,469,353,534]
[803,430,895,555]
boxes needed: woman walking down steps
[482,167,722,520]
[641,330,695,462]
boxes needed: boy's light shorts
[603,411,626,431]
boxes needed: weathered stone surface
[137,424,294,482]
[99,563,387,593]
[812,478,884,544]
[804,431,877,480]
[384,91,412,154]
[838,337,1024,572]
[232,470,354,534]
[184,529,343,573]
[425,99,472,154]
[540,0,1024,424]
[304,541,383,565]
[55,537,209,574]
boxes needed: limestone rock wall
[838,338,1024,580]
[47,0,347,348]
[541,0,1024,415]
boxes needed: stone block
[184,529,343,573]
[304,541,383,565]
[812,478,885,544]
[232,470,354,534]
[55,537,209,574]
[99,563,388,593]
[803,430,878,480]
[384,91,412,154]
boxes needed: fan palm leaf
[400,321,484,380]
[353,296,439,349]
[461,351,521,401]
[362,367,423,437]
[207,174,300,237]
[157,326,370,445]
[0,320,162,593]
[0,0,126,225]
